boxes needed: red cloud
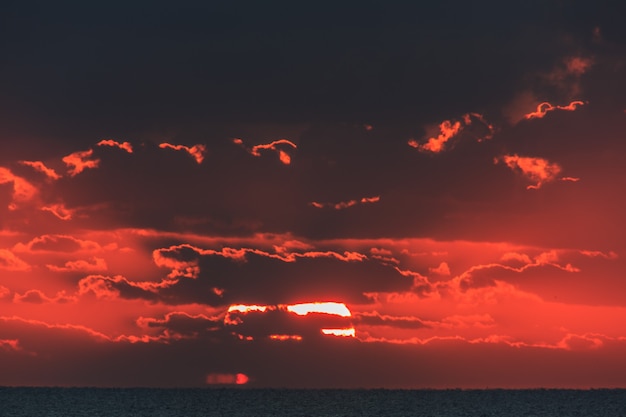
[410,112,494,153]
[18,160,61,180]
[543,56,594,97]
[579,250,618,260]
[153,244,368,268]
[0,167,38,209]
[13,289,76,304]
[445,251,580,301]
[0,339,22,352]
[0,249,31,271]
[47,257,108,273]
[523,100,586,120]
[565,56,593,76]
[310,195,380,210]
[158,143,206,164]
[0,316,174,345]
[136,311,222,337]
[62,149,100,176]
[77,274,171,300]
[41,203,74,220]
[355,311,429,329]
[369,248,399,264]
[557,333,604,351]
[14,234,103,253]
[233,138,297,165]
[97,139,133,153]
[496,154,563,189]
[0,286,10,300]
[413,120,462,153]
[429,262,451,276]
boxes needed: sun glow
[287,302,352,317]
[321,328,356,337]
[227,304,268,314]
[269,334,303,341]
[206,372,250,385]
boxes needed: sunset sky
[1,1,626,388]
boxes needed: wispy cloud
[97,139,133,153]
[13,289,76,304]
[40,203,74,220]
[233,138,297,165]
[310,195,380,210]
[47,257,108,273]
[18,161,61,180]
[14,234,103,254]
[158,143,206,164]
[0,249,31,271]
[0,167,37,209]
[523,100,586,120]
[355,311,429,329]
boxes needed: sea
[0,388,625,416]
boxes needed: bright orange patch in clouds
[496,154,564,189]
[524,100,586,120]
[158,142,206,164]
[410,112,494,153]
[419,120,462,153]
[62,149,100,176]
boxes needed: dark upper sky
[2,0,622,148]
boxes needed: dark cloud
[225,308,352,340]
[355,312,429,330]
[138,312,223,338]
[3,316,626,388]
[84,245,413,306]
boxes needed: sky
[1,0,626,388]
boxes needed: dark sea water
[1,388,625,416]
